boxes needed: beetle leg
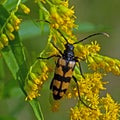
[72,76,94,110]
[37,54,60,60]
[51,42,63,56]
[74,57,85,79]
[78,61,85,79]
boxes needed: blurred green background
[0,0,120,120]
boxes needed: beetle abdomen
[50,58,75,100]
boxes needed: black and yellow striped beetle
[37,30,108,108]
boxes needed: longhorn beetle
[37,30,109,109]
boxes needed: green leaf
[29,99,44,120]
[19,20,49,40]
[0,0,7,5]
[2,46,19,80]
[3,0,27,11]
[0,115,16,120]
[0,4,9,27]
[10,32,28,78]
[8,32,28,95]
[0,3,28,94]
[3,0,18,10]
[0,58,5,79]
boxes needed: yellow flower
[24,79,40,100]
[74,41,100,60]
[66,72,108,111]
[58,4,74,17]
[48,1,76,41]
[0,4,25,50]
[20,3,30,14]
[25,90,40,101]
[6,23,14,32]
[0,34,8,46]
[70,105,101,120]
[70,93,120,120]
[87,54,120,75]
[6,30,15,40]
[50,6,62,20]
[100,94,120,120]
[24,61,49,100]
[11,14,21,26]
[89,41,101,53]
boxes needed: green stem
[29,100,44,120]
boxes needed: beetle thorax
[63,43,74,60]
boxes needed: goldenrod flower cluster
[24,42,56,100]
[24,0,77,101]
[24,61,49,100]
[0,3,30,50]
[36,0,77,43]
[88,54,120,75]
[49,1,75,37]
[68,41,120,119]
[67,72,106,99]
[24,0,120,119]
[74,41,101,60]
[0,13,21,49]
[70,94,120,120]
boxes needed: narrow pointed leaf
[29,100,44,120]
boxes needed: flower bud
[6,30,15,40]
[20,3,30,14]
[1,34,8,46]
[6,23,14,32]
[11,14,21,27]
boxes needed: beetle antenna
[73,32,109,45]
[36,19,50,23]
[36,19,69,43]
[57,29,69,43]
